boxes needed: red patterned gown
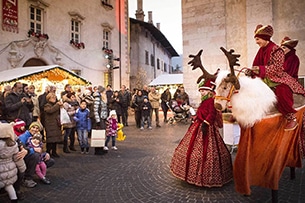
[170,97,233,187]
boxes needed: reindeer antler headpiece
[188,49,218,84]
[220,47,241,90]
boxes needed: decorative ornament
[70,40,85,49]
[28,30,49,41]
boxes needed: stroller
[167,100,193,124]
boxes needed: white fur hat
[0,122,16,140]
[109,110,116,116]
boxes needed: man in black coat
[4,82,33,128]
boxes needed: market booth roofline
[0,65,91,85]
[149,74,183,86]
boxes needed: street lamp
[103,47,120,86]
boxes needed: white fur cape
[215,70,277,127]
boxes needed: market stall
[0,65,91,95]
[149,73,183,95]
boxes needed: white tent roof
[149,74,183,86]
[0,65,91,85]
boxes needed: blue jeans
[77,129,89,149]
[64,127,76,147]
[105,136,116,147]
[141,116,151,128]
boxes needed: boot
[69,146,77,151]
[63,140,70,153]
[51,143,60,158]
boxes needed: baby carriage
[167,100,193,124]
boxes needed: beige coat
[148,91,161,109]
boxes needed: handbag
[90,129,106,147]
[60,107,71,125]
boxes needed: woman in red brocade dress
[170,79,233,187]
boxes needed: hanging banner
[2,0,18,33]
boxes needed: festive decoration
[70,40,85,49]
[2,0,18,33]
[28,30,49,40]
[0,65,91,86]
[102,47,113,54]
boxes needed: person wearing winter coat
[92,86,108,155]
[0,123,26,202]
[104,110,118,151]
[26,134,51,185]
[160,88,172,122]
[132,90,145,128]
[148,86,161,127]
[28,85,40,122]
[109,91,122,123]
[74,100,92,154]
[118,85,131,126]
[140,96,152,129]
[4,82,34,128]
[18,122,54,188]
[80,89,95,138]
[62,92,79,153]
[44,93,63,158]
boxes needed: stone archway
[23,58,48,67]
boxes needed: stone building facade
[182,0,305,105]
[129,3,179,90]
[0,0,129,91]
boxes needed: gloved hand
[201,122,209,136]
[244,69,253,77]
[245,66,259,78]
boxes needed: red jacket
[253,41,305,95]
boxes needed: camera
[16,138,23,151]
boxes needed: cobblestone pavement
[1,115,304,203]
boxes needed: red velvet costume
[253,41,305,116]
[283,49,299,80]
[170,96,233,187]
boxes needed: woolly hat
[109,110,117,116]
[198,79,215,91]
[32,133,42,142]
[14,119,26,129]
[29,122,42,131]
[13,119,26,136]
[0,122,15,140]
[254,24,273,41]
[281,36,298,50]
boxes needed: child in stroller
[167,100,193,124]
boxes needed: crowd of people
[0,80,191,202]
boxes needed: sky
[128,0,182,55]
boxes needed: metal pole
[118,0,122,87]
